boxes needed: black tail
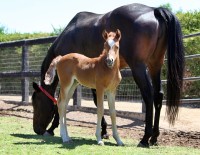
[155,8,185,125]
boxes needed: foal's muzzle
[106,57,114,68]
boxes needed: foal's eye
[114,45,119,50]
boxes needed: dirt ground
[0,96,199,148]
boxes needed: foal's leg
[95,88,104,145]
[107,91,124,146]
[149,70,163,146]
[58,86,71,143]
[92,89,109,139]
[131,63,154,147]
[58,81,78,143]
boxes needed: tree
[160,3,173,12]
[0,24,7,34]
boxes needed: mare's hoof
[98,141,104,146]
[43,131,53,136]
[150,141,158,146]
[45,130,54,136]
[102,133,109,139]
[137,141,149,148]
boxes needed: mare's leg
[58,81,78,143]
[95,88,104,145]
[45,106,59,136]
[107,91,124,146]
[149,70,163,145]
[131,63,154,147]
[91,89,108,139]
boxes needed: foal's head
[102,29,121,68]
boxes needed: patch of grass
[0,116,199,155]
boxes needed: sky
[0,0,200,33]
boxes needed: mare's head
[102,29,121,68]
[32,82,55,135]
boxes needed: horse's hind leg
[149,69,163,146]
[107,91,124,146]
[91,89,109,139]
[131,63,154,147]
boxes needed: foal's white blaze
[106,39,116,68]
[108,39,115,48]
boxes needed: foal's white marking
[108,39,115,48]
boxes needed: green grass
[0,116,199,155]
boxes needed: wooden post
[73,85,82,107]
[21,44,29,104]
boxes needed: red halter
[38,86,57,104]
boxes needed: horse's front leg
[44,105,59,136]
[91,89,109,139]
[107,91,124,146]
[58,89,71,143]
[95,89,104,145]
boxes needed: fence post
[73,85,82,107]
[21,44,29,104]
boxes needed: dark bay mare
[32,3,184,147]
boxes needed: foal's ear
[115,29,121,41]
[102,29,108,40]
[33,82,41,92]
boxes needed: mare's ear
[102,29,108,40]
[33,82,41,92]
[115,29,121,41]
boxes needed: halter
[38,86,57,104]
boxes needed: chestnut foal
[44,29,123,146]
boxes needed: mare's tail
[44,55,62,85]
[154,8,185,125]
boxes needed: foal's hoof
[98,141,104,146]
[102,133,109,139]
[117,141,125,146]
[63,139,73,144]
[137,141,149,148]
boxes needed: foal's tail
[44,55,63,85]
[154,8,185,125]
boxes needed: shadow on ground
[11,133,116,149]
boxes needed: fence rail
[0,36,57,48]
[0,32,200,106]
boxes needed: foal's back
[56,52,121,91]
[57,53,98,88]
